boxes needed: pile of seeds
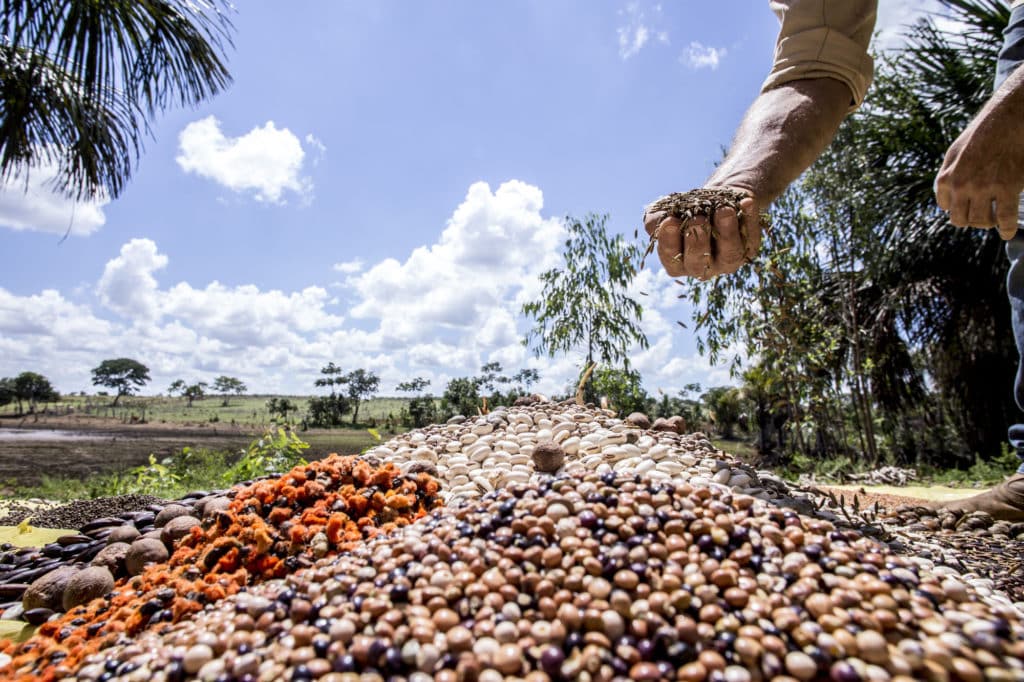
[0,402,1023,680]
[0,456,440,678]
[53,474,1024,681]
[365,404,762,508]
[0,495,169,530]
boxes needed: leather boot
[932,473,1024,521]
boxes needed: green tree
[345,369,380,425]
[0,0,234,200]
[512,368,540,393]
[182,381,207,408]
[397,377,438,428]
[591,366,648,417]
[523,213,649,386]
[213,375,246,406]
[0,377,14,410]
[167,379,186,397]
[673,0,1014,467]
[315,362,347,394]
[701,386,744,440]
[266,397,298,422]
[91,358,150,406]
[13,371,58,413]
[442,377,481,418]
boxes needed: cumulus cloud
[347,180,565,345]
[684,42,727,70]
[96,238,168,321]
[0,180,732,396]
[333,259,364,274]
[0,163,108,236]
[176,116,315,203]
[617,2,668,60]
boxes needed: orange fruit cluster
[2,455,441,680]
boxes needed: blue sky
[0,1,938,397]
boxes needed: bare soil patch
[0,415,377,489]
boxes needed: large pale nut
[667,415,687,434]
[92,542,131,576]
[154,504,193,528]
[23,566,79,611]
[625,412,651,429]
[652,418,677,432]
[161,515,201,547]
[532,441,565,473]
[201,496,231,519]
[126,538,170,576]
[107,524,140,545]
[62,566,115,611]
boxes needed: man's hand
[935,67,1024,240]
[643,192,762,280]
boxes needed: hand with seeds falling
[643,188,762,280]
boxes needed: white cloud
[347,180,565,345]
[0,163,108,236]
[617,2,668,60]
[96,238,168,321]
[176,116,314,204]
[684,42,727,70]
[0,180,734,396]
[333,259,364,274]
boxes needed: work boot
[932,473,1024,521]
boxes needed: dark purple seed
[540,646,564,675]
[830,661,861,682]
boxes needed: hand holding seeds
[643,187,763,280]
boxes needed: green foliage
[306,395,350,428]
[397,378,439,428]
[267,397,299,422]
[91,358,150,406]
[183,381,208,407]
[167,379,186,396]
[701,386,744,439]
[0,0,234,200]
[7,430,312,501]
[213,376,246,405]
[345,368,380,425]
[591,366,648,417]
[442,377,481,418]
[221,429,309,485]
[0,377,14,409]
[522,213,648,371]
[315,362,347,393]
[673,0,1016,469]
[12,371,58,414]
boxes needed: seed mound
[34,472,1024,682]
[2,404,1024,681]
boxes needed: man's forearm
[707,78,853,204]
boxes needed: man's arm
[935,64,1024,240]
[645,78,851,279]
[645,0,877,280]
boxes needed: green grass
[0,394,418,429]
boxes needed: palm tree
[0,0,234,200]
[785,0,1014,463]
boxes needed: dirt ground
[0,414,376,489]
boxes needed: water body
[0,429,108,442]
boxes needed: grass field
[0,394,421,428]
